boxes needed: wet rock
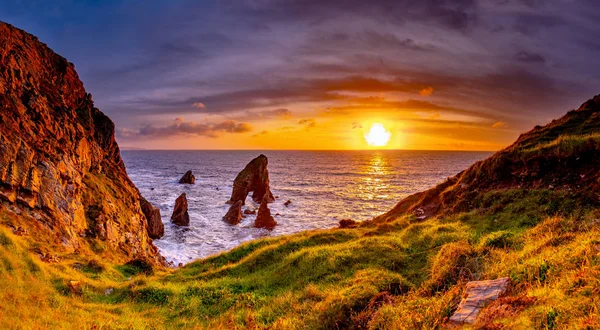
[178,170,195,184]
[243,208,256,215]
[171,193,190,226]
[339,219,359,229]
[223,200,243,225]
[227,154,274,205]
[140,197,164,239]
[284,200,292,207]
[450,277,510,324]
[255,197,277,230]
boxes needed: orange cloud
[491,121,507,128]
[419,86,434,96]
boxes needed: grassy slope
[2,120,600,328]
[2,187,599,329]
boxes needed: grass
[2,188,600,329]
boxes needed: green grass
[1,188,600,329]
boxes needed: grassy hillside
[1,187,599,329]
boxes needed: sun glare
[364,123,391,147]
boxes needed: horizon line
[119,148,498,152]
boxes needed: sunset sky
[2,1,600,150]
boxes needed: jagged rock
[178,170,195,184]
[171,193,190,226]
[339,219,359,229]
[227,155,275,205]
[450,278,510,324]
[255,197,277,230]
[284,200,292,207]
[243,208,256,215]
[223,200,243,225]
[0,22,163,265]
[140,197,164,239]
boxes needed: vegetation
[2,186,600,329]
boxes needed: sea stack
[255,197,277,230]
[179,170,195,184]
[223,200,243,225]
[171,193,190,226]
[140,197,164,239]
[227,154,275,205]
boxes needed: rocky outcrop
[255,198,277,230]
[450,278,510,324]
[0,22,163,265]
[223,200,242,225]
[140,197,164,239]
[339,219,359,229]
[171,193,190,226]
[227,155,275,205]
[178,170,195,184]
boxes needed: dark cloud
[514,51,546,63]
[119,118,252,139]
[298,118,316,129]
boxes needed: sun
[364,123,391,147]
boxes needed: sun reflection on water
[355,152,392,201]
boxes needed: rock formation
[339,219,359,229]
[450,278,510,324]
[223,200,243,225]
[178,170,195,184]
[140,197,164,239]
[243,208,256,215]
[284,200,292,207]
[227,155,274,205]
[255,197,277,230]
[0,22,163,264]
[171,193,190,226]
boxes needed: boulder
[171,193,190,226]
[227,155,275,205]
[140,197,164,239]
[223,200,243,225]
[339,219,359,229]
[243,208,256,215]
[255,197,277,230]
[178,170,195,184]
[284,200,292,207]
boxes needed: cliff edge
[0,22,163,265]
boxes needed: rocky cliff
[0,22,163,265]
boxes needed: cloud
[419,86,434,96]
[352,122,363,129]
[514,51,545,64]
[192,102,206,109]
[119,118,252,139]
[239,108,293,121]
[252,130,269,137]
[491,121,507,128]
[298,118,317,129]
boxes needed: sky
[2,0,600,150]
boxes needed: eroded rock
[227,155,274,205]
[140,197,164,239]
[171,193,190,226]
[255,197,277,230]
[179,170,195,184]
[223,200,243,225]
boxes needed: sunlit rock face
[227,154,275,205]
[0,22,164,265]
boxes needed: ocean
[121,150,492,265]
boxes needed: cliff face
[377,95,600,222]
[0,22,163,264]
